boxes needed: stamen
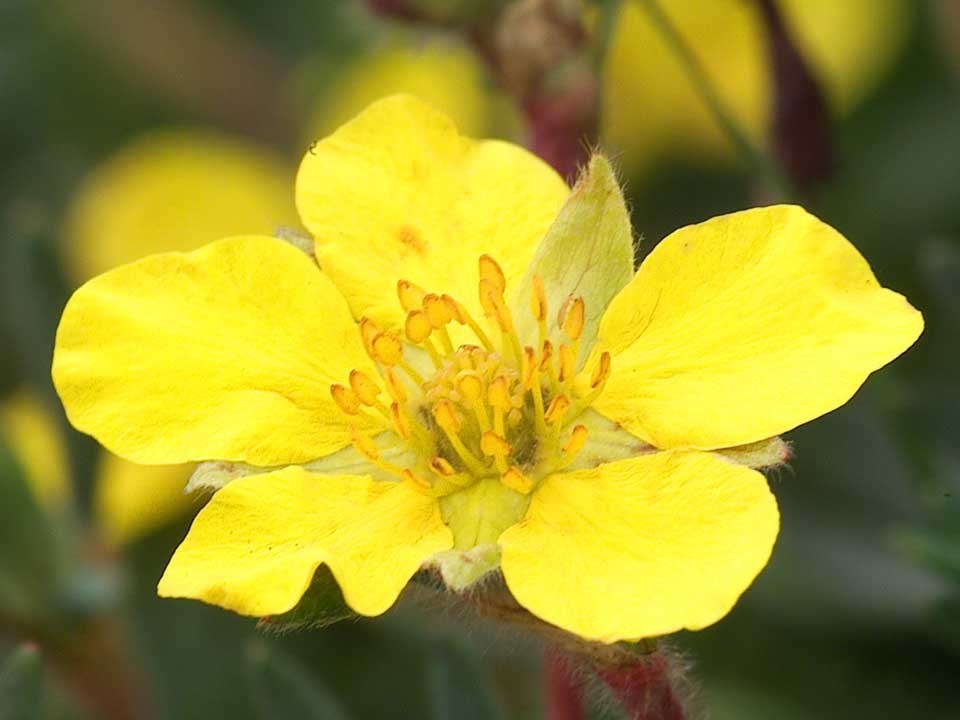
[561,297,585,341]
[456,371,490,431]
[359,317,381,356]
[446,295,494,352]
[544,394,570,425]
[480,430,512,473]
[390,402,411,439]
[523,345,548,434]
[383,367,408,403]
[331,384,361,415]
[478,254,506,295]
[352,427,409,479]
[429,457,457,476]
[562,424,589,460]
[540,340,559,393]
[432,400,489,476]
[591,351,612,389]
[371,332,404,366]
[397,280,427,312]
[349,370,381,406]
[401,468,433,493]
[405,310,433,344]
[500,466,534,494]
[423,294,452,328]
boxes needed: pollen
[330,255,609,498]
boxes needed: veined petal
[158,467,453,616]
[296,94,568,328]
[53,235,382,466]
[499,451,779,643]
[94,455,197,545]
[592,205,923,450]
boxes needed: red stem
[595,652,686,720]
[545,649,586,720]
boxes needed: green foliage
[0,645,44,720]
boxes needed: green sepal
[512,154,635,366]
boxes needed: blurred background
[1,0,958,718]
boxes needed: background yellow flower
[604,0,911,173]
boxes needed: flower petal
[158,467,452,616]
[53,235,382,466]
[592,205,923,450]
[296,94,568,328]
[499,451,779,643]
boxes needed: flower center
[330,256,611,543]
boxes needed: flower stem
[545,649,586,720]
[635,0,792,199]
[595,650,686,720]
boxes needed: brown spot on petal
[397,225,427,256]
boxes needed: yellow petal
[0,390,71,509]
[499,451,779,643]
[53,235,382,466]
[64,130,297,282]
[94,454,197,545]
[592,205,923,450]
[158,467,452,616]
[296,94,568,328]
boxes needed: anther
[539,340,554,372]
[480,431,512,458]
[544,394,570,425]
[432,400,462,434]
[331,384,361,415]
[558,344,576,383]
[349,370,381,406]
[390,402,411,438]
[442,295,466,324]
[521,346,537,389]
[350,427,380,461]
[402,469,433,492]
[429,457,457,477]
[423,294,452,328]
[530,274,547,322]
[562,297,585,341]
[371,332,404,366]
[501,466,534,494]
[591,351,612,389]
[563,424,589,457]
[383,367,408,403]
[488,376,513,412]
[359,317,381,355]
[397,280,427,311]
[405,310,433,344]
[478,255,506,296]
[456,372,483,402]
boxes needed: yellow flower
[53,130,298,544]
[0,390,71,509]
[604,0,911,172]
[302,39,519,147]
[51,96,922,643]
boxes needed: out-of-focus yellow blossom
[52,96,921,642]
[303,39,519,147]
[0,390,70,508]
[604,0,912,172]
[64,130,298,280]
[47,130,297,543]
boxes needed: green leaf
[246,640,351,720]
[426,636,504,720]
[256,566,355,633]
[0,644,44,720]
[512,154,635,367]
